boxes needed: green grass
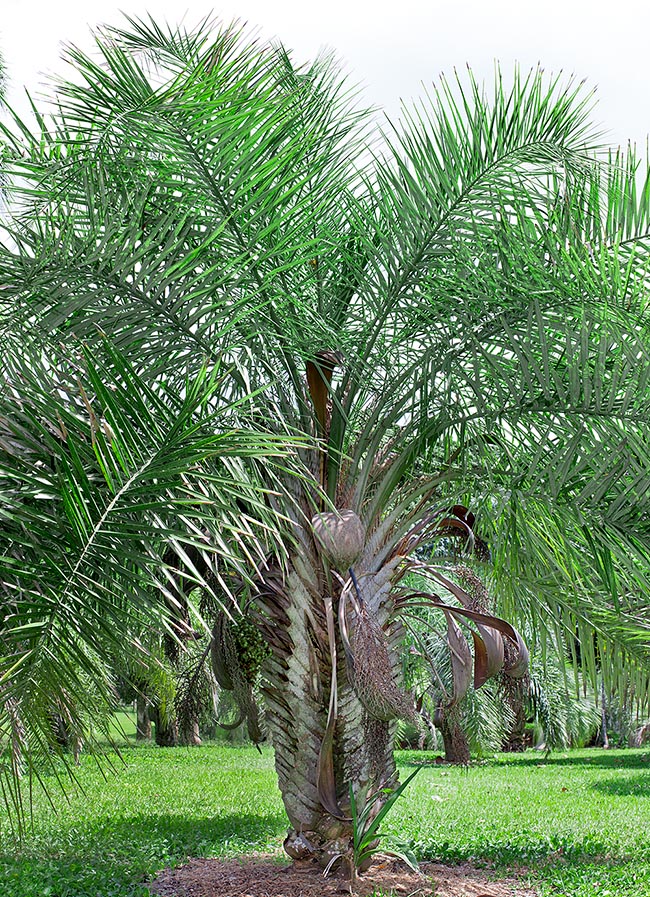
[104,709,138,743]
[0,744,648,896]
[0,744,286,897]
[389,748,650,896]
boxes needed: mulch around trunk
[148,854,539,897]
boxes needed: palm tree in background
[1,17,650,863]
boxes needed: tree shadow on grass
[414,832,619,868]
[0,809,288,897]
[398,749,650,772]
[491,750,650,771]
[412,830,647,897]
[591,771,650,797]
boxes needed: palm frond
[2,13,650,845]
[0,337,297,820]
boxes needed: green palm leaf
[0,338,298,821]
[2,13,650,854]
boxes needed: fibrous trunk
[435,705,471,764]
[600,678,609,749]
[256,544,408,867]
[179,717,202,746]
[136,695,152,741]
[501,676,529,752]
[152,707,179,746]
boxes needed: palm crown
[1,16,650,854]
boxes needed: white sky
[1,0,649,151]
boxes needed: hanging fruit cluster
[211,610,268,744]
[231,614,271,682]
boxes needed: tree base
[149,853,537,896]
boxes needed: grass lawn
[0,743,648,896]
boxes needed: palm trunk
[434,705,471,764]
[256,548,405,868]
[600,678,609,749]
[136,695,152,741]
[152,707,179,746]
[501,677,529,752]
[179,716,202,746]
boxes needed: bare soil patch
[148,855,539,897]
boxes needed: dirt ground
[149,854,539,897]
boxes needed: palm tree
[2,16,650,864]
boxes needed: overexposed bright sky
[2,0,649,151]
